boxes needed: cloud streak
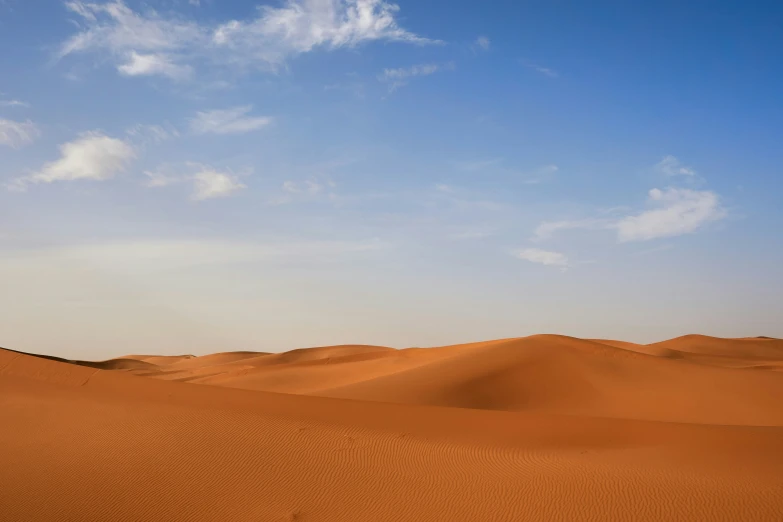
[0,99,30,108]
[0,118,39,148]
[190,106,273,135]
[533,219,609,241]
[379,62,455,92]
[521,59,558,78]
[515,248,569,269]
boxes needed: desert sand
[2,334,783,521]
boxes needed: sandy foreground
[2,334,783,521]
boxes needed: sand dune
[2,334,783,520]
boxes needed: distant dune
[2,335,783,521]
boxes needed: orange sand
[2,334,783,520]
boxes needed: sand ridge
[96,334,783,426]
[2,334,783,521]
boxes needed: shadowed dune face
[2,334,783,521]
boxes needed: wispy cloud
[379,62,455,92]
[533,218,609,241]
[521,59,558,78]
[126,122,180,143]
[192,168,246,201]
[145,162,248,201]
[283,179,325,195]
[59,0,438,79]
[533,157,726,244]
[454,158,503,171]
[9,132,134,190]
[190,106,272,135]
[0,99,30,108]
[614,187,724,242]
[117,51,193,80]
[535,188,725,243]
[654,155,697,177]
[144,164,181,188]
[270,175,339,205]
[515,248,569,269]
[474,35,490,51]
[0,118,39,148]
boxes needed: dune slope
[2,335,783,521]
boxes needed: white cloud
[9,132,134,190]
[515,248,569,268]
[144,162,248,200]
[60,1,204,59]
[190,106,272,135]
[192,168,246,201]
[0,118,39,148]
[212,0,437,65]
[534,156,725,244]
[59,0,437,78]
[118,51,193,79]
[535,189,725,243]
[474,36,490,51]
[378,62,454,91]
[655,155,697,177]
[614,187,725,242]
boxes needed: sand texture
[2,334,783,521]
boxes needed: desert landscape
[2,334,783,521]
[4,0,783,520]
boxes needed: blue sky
[1,0,782,358]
